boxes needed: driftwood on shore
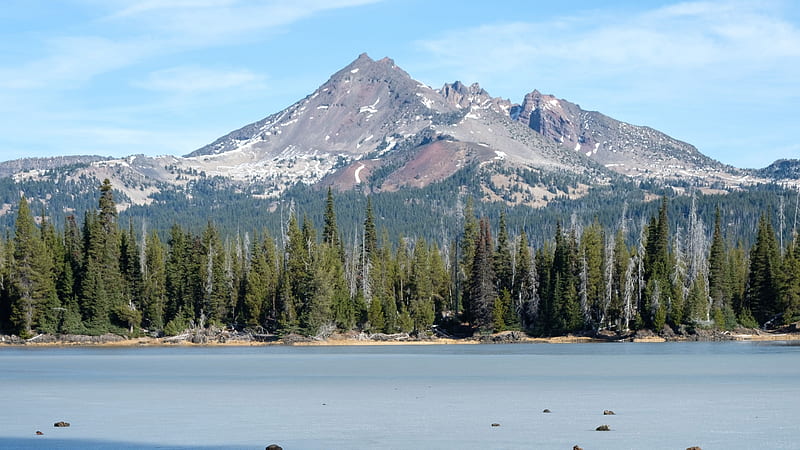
[3,323,800,346]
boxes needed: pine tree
[9,196,59,337]
[363,197,378,259]
[467,218,496,332]
[117,220,143,333]
[493,212,513,295]
[80,180,124,334]
[200,221,228,325]
[322,187,340,247]
[459,197,478,316]
[708,207,729,319]
[513,231,537,330]
[549,224,581,334]
[746,214,781,325]
[243,233,278,329]
[642,197,672,329]
[779,237,800,324]
[580,220,605,329]
[409,239,435,333]
[142,231,167,331]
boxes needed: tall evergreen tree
[580,220,605,328]
[459,197,479,316]
[409,238,435,333]
[9,196,59,337]
[779,237,800,324]
[550,225,581,334]
[708,207,729,314]
[243,233,278,329]
[322,187,340,247]
[80,180,124,334]
[513,231,537,330]
[493,211,513,294]
[467,218,496,332]
[746,214,781,325]
[142,231,167,332]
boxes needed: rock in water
[573,446,583,450]
[686,447,702,450]
[595,424,611,431]
[542,409,551,413]
[53,421,70,428]
[35,431,43,436]
[266,445,283,450]
[603,410,616,415]
[491,423,501,427]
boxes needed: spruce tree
[322,187,340,247]
[459,197,478,315]
[779,237,800,324]
[746,214,781,325]
[409,239,435,333]
[142,231,167,331]
[493,212,513,295]
[580,220,605,328]
[9,196,59,337]
[80,179,124,334]
[708,207,729,317]
[467,218,496,332]
[512,231,537,330]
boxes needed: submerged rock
[53,421,70,428]
[595,424,611,431]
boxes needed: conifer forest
[1,179,799,339]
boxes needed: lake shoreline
[3,327,800,347]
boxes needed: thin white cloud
[0,36,157,89]
[101,0,382,44]
[417,1,800,87]
[135,66,266,93]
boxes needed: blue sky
[1,0,798,168]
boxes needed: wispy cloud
[134,66,266,93]
[416,1,800,97]
[101,0,382,44]
[0,36,156,89]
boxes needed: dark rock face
[510,90,723,179]
[53,421,70,427]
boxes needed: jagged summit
[9,53,759,213]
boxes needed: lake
[1,341,798,449]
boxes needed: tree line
[1,179,798,338]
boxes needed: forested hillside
[1,180,798,339]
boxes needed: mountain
[0,52,792,231]
[183,53,604,199]
[756,159,800,180]
[182,53,749,195]
[510,90,735,180]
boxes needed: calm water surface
[1,341,798,449]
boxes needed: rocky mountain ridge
[0,53,791,217]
